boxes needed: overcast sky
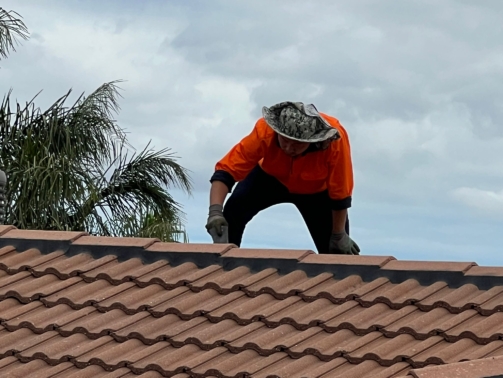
[2,0,503,265]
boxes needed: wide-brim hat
[262,101,340,143]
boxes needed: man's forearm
[332,209,348,233]
[210,181,229,206]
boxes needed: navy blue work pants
[223,165,349,253]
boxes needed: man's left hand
[329,232,360,255]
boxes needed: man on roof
[205,101,360,255]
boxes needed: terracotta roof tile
[0,327,57,354]
[0,273,82,302]
[0,298,42,321]
[0,245,15,258]
[0,228,87,242]
[0,226,16,236]
[482,344,503,359]
[0,358,68,376]
[465,265,503,277]
[224,248,313,260]
[462,340,503,361]
[71,235,159,249]
[32,253,117,279]
[42,278,133,309]
[5,302,89,332]
[325,360,408,378]
[359,279,437,305]
[134,262,217,288]
[146,241,235,254]
[294,356,348,377]
[117,313,198,343]
[383,306,464,336]
[382,260,476,273]
[265,296,339,327]
[0,226,503,377]
[408,355,503,378]
[447,311,503,340]
[301,253,396,267]
[300,274,366,300]
[0,248,63,274]
[80,257,168,284]
[476,290,503,315]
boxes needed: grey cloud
[3,0,503,263]
[454,86,503,139]
[166,0,503,130]
[169,2,298,60]
[113,18,129,34]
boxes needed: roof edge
[0,226,497,290]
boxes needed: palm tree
[0,8,193,242]
[0,82,193,242]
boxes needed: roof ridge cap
[0,226,501,290]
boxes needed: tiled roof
[0,225,503,377]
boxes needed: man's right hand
[329,232,360,255]
[205,204,229,243]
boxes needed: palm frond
[1,82,126,164]
[4,147,88,230]
[0,7,29,60]
[68,139,193,239]
[66,81,128,164]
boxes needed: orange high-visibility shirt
[212,113,354,209]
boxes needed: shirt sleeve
[327,127,354,210]
[210,119,267,191]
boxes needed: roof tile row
[4,290,503,347]
[3,296,503,366]
[1,226,503,377]
[3,246,503,317]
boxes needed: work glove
[329,232,360,255]
[205,204,229,243]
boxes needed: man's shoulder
[255,117,268,127]
[320,112,349,139]
[254,117,275,137]
[320,112,343,128]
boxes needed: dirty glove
[329,232,360,255]
[205,204,229,243]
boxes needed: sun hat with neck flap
[262,101,341,144]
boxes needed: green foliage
[99,206,190,243]
[0,82,193,241]
[0,7,29,60]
